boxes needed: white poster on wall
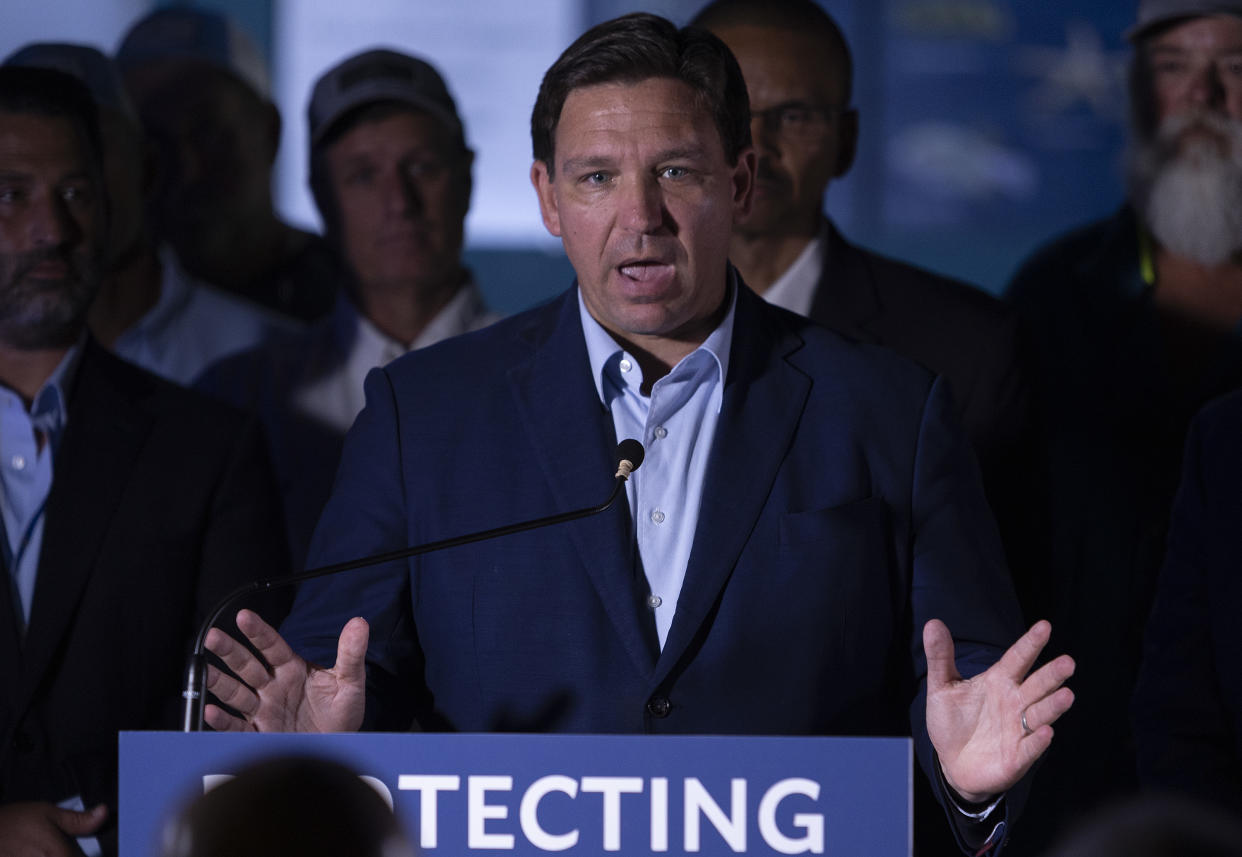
[0,0,150,65]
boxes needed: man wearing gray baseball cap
[199,48,497,571]
[1005,1,1242,853]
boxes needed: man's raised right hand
[203,609,369,733]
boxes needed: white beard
[1129,112,1242,267]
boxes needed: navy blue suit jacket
[284,282,1022,772]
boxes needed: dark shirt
[1004,205,1242,851]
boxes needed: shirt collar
[411,275,494,349]
[761,221,828,317]
[578,269,738,410]
[339,273,491,367]
[135,245,197,334]
[0,336,83,440]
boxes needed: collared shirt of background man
[197,48,498,570]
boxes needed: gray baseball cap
[116,7,270,98]
[308,48,463,147]
[5,42,137,122]
[1126,0,1242,41]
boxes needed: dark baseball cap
[1126,0,1242,41]
[116,7,270,98]
[307,48,464,147]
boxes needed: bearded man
[0,66,288,857]
[1003,1,1242,853]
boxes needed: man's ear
[530,159,562,237]
[834,108,859,178]
[459,147,476,214]
[732,147,756,221]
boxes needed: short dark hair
[1048,795,1242,857]
[689,0,854,105]
[0,65,104,173]
[530,12,751,174]
[162,755,412,857]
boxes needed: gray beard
[0,258,99,350]
[1129,113,1242,267]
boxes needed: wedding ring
[1021,711,1032,735]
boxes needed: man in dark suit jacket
[689,0,1039,615]
[689,0,1029,462]
[1133,388,1242,813]
[0,67,287,857]
[203,15,1074,856]
[690,6,1040,851]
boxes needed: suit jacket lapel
[507,291,659,677]
[18,341,151,703]
[0,553,20,705]
[657,286,810,679]
[809,222,884,344]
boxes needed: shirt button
[10,454,25,471]
[647,696,671,718]
[653,426,667,439]
[650,509,665,524]
[619,358,633,373]
[647,594,662,609]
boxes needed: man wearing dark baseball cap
[307,48,465,149]
[199,48,497,571]
[1006,1,1242,852]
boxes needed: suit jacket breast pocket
[779,495,890,554]
[773,497,900,666]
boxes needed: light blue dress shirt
[0,345,78,635]
[578,284,735,647]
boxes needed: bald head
[690,0,853,104]
[692,0,858,251]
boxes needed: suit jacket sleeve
[912,375,1030,853]
[282,366,426,730]
[198,414,294,627]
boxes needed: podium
[120,731,911,855]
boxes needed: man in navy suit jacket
[205,14,1074,855]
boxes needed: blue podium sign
[120,732,911,856]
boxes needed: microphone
[182,439,646,731]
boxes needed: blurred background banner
[2,0,1134,307]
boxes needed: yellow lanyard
[1138,222,1156,287]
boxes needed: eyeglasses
[751,102,848,141]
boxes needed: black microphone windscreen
[616,439,645,472]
